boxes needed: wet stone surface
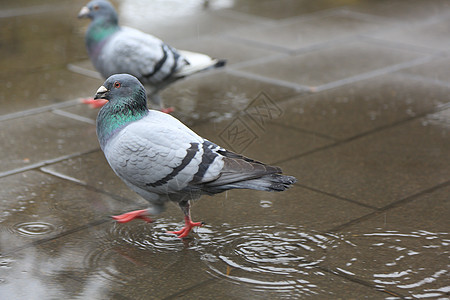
[1,0,449,299]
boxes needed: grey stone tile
[321,185,450,299]
[0,219,211,299]
[57,102,101,123]
[0,171,126,253]
[41,150,140,202]
[278,112,450,208]
[0,111,98,174]
[191,184,374,233]
[160,71,301,126]
[0,4,87,73]
[271,74,450,140]
[223,0,351,20]
[400,56,450,84]
[227,12,385,51]
[237,41,424,87]
[369,16,450,51]
[0,70,102,116]
[350,0,450,23]
[1,0,74,10]
[175,270,385,299]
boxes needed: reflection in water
[199,224,348,297]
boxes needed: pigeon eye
[113,81,121,88]
[93,5,99,10]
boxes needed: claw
[112,209,153,223]
[168,217,203,238]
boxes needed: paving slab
[350,0,450,23]
[367,15,450,52]
[320,185,450,299]
[278,110,450,208]
[160,70,303,126]
[223,0,351,20]
[237,40,425,88]
[227,10,387,51]
[0,70,101,116]
[1,0,449,298]
[0,111,98,174]
[0,170,124,252]
[269,73,450,140]
[0,3,86,73]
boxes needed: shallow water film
[1,0,449,299]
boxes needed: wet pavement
[1,0,449,299]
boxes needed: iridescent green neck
[86,18,119,51]
[97,100,148,149]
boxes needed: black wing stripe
[146,143,199,187]
[191,141,218,184]
[143,45,168,79]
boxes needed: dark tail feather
[201,173,297,194]
[230,173,297,192]
[214,59,227,68]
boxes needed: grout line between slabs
[0,99,81,122]
[162,278,218,300]
[2,218,110,256]
[313,55,434,92]
[316,265,409,299]
[0,148,100,179]
[294,183,378,210]
[226,69,309,92]
[271,103,447,167]
[327,180,450,233]
[52,109,96,125]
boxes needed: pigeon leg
[81,97,108,108]
[112,209,153,223]
[167,202,203,238]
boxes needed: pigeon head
[95,74,149,149]
[78,0,118,23]
[95,74,148,109]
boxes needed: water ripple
[12,222,56,236]
[198,224,348,297]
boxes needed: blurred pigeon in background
[79,0,226,113]
[94,74,297,238]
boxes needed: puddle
[330,229,450,299]
[81,219,210,284]
[12,222,56,236]
[198,223,350,297]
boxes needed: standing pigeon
[78,0,226,113]
[94,74,297,238]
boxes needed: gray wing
[98,27,188,86]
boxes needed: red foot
[112,209,153,223]
[81,97,108,108]
[167,216,203,238]
[160,107,175,114]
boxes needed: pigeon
[78,0,226,112]
[94,74,297,238]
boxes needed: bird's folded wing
[102,27,188,83]
[104,117,206,193]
